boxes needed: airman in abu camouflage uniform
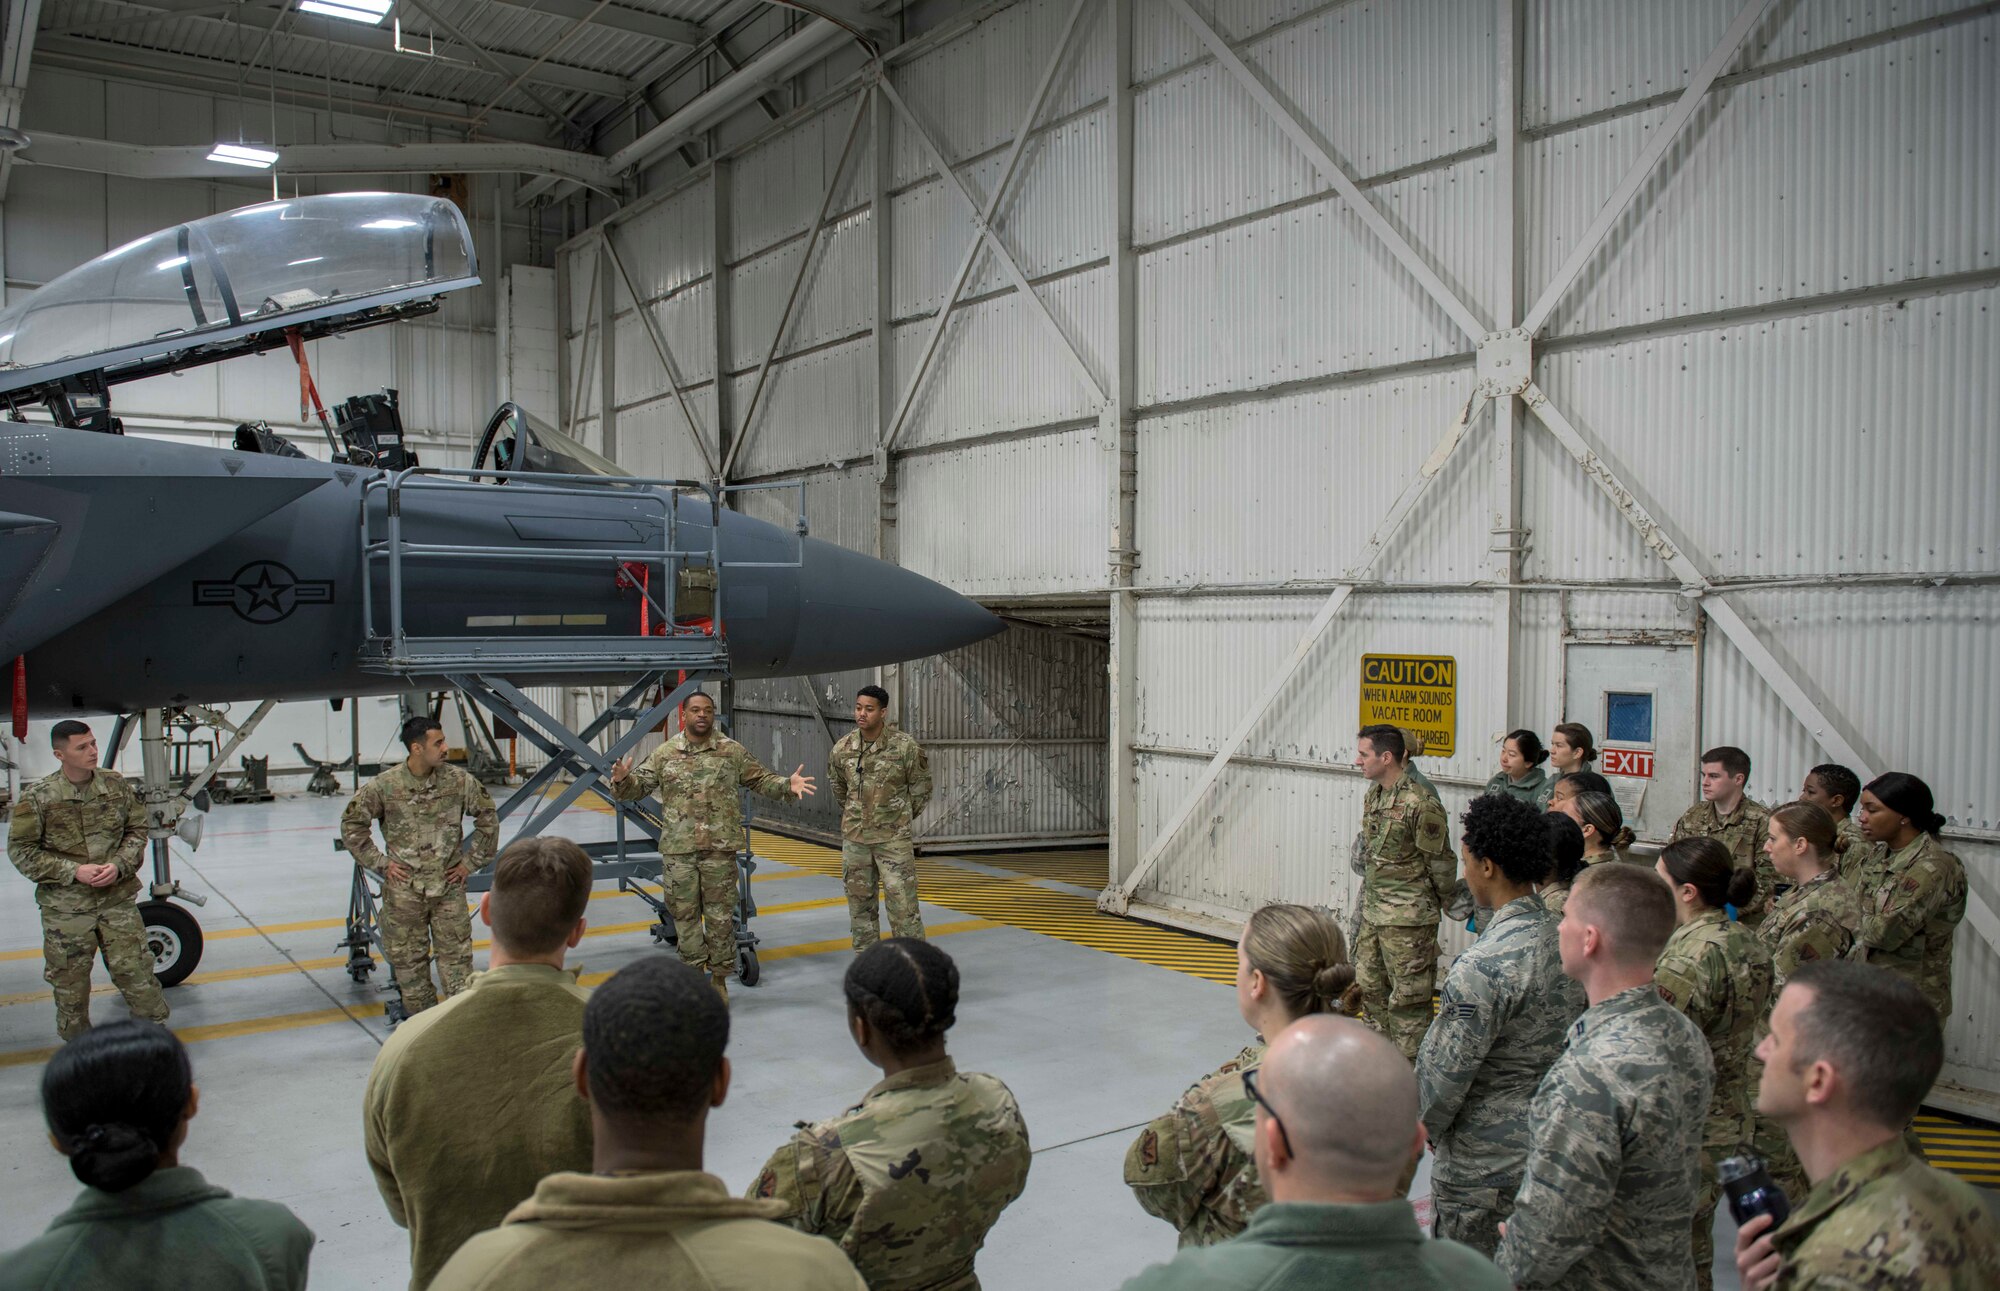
[8,721,168,1041]
[1748,866,1864,1202]
[341,717,498,1015]
[1418,894,1585,1257]
[1656,907,1775,1290]
[1497,983,1714,1291]
[751,1057,1031,1291]
[609,691,810,997]
[1123,1042,1265,1247]
[829,685,931,950]
[1671,748,1774,925]
[1353,725,1453,1060]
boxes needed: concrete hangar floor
[3,795,1996,1289]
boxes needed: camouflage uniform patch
[751,1057,1031,1291]
[1656,909,1775,1290]
[830,727,931,951]
[1123,1043,1265,1247]
[1355,773,1452,1060]
[1670,797,1774,925]
[8,769,168,1040]
[1497,984,1714,1291]
[1768,1139,2000,1289]
[1853,833,1967,1027]
[1417,895,1586,1257]
[341,762,498,1014]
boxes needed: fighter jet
[0,193,1002,988]
[0,192,1003,719]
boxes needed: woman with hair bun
[1548,723,1597,776]
[750,938,1029,1290]
[1654,838,1775,1291]
[1125,904,1358,1247]
[1484,729,1553,810]
[4,1020,313,1289]
[1854,772,1967,1026]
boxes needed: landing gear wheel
[139,901,203,988]
[737,945,760,987]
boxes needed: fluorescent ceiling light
[361,218,417,230]
[300,0,393,23]
[207,143,280,168]
[287,256,325,266]
[156,255,190,271]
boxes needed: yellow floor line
[0,897,849,1009]
[0,917,1001,1068]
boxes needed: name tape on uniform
[1359,654,1456,758]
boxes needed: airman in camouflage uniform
[1123,1042,1265,1247]
[1417,894,1586,1257]
[1497,983,1714,1291]
[609,693,807,994]
[750,1057,1031,1291]
[1854,832,1967,1026]
[1762,1138,2000,1289]
[1353,732,1454,1061]
[829,689,932,951]
[1748,868,1864,1202]
[1671,796,1775,926]
[1655,909,1775,1290]
[342,735,498,1016]
[8,732,169,1041]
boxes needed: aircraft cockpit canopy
[0,192,478,400]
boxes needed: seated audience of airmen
[1124,903,1359,1246]
[6,708,1998,1289]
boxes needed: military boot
[710,971,729,1004]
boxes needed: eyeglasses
[1240,1066,1293,1159]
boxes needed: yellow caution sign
[1359,654,1457,757]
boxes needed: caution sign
[1360,654,1457,757]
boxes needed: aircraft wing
[0,425,331,660]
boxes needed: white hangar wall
[557,0,2000,1106]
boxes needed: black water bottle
[1719,1155,1791,1228]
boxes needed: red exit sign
[1602,748,1654,778]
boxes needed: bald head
[1259,1015,1419,1194]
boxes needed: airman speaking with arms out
[608,690,813,1001]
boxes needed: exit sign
[1601,747,1654,778]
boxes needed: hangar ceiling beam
[1163,0,1487,343]
[482,0,706,47]
[18,132,619,190]
[0,0,43,200]
[1102,392,1493,914]
[876,0,1103,452]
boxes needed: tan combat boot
[710,972,729,1004]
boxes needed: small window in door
[1605,691,1654,744]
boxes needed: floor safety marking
[964,849,1111,888]
[750,834,1238,985]
[1913,1113,2000,1186]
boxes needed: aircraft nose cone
[793,539,1002,671]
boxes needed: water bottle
[1718,1155,1791,1228]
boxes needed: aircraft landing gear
[140,901,203,989]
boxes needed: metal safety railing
[357,466,749,675]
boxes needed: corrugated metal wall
[558,0,2000,1096]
